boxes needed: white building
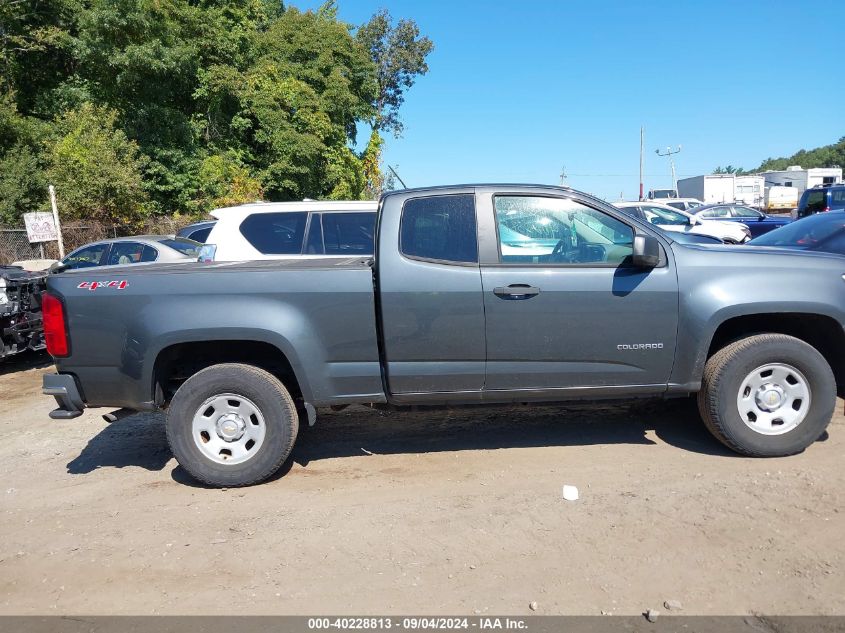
[760,166,842,196]
[676,174,736,203]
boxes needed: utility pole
[48,184,65,258]
[639,127,644,200]
[559,166,567,187]
[655,145,682,193]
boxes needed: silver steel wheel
[191,393,266,465]
[736,363,811,436]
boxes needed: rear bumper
[43,373,84,419]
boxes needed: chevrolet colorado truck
[42,185,845,486]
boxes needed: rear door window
[106,242,146,265]
[321,212,376,255]
[141,245,158,262]
[400,195,477,263]
[730,206,762,219]
[699,206,731,218]
[239,212,308,255]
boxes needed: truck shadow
[69,397,824,485]
[66,411,172,475]
[287,398,737,468]
[0,349,52,376]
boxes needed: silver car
[59,235,201,270]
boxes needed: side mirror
[632,234,660,268]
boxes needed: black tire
[697,334,835,456]
[166,363,298,487]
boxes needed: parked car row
[49,186,845,275]
[614,201,751,243]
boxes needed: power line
[566,173,700,177]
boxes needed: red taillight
[824,207,831,212]
[42,292,69,357]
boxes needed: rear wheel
[166,363,298,486]
[698,334,835,456]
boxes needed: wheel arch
[698,312,845,398]
[150,333,310,406]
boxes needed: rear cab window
[400,195,477,263]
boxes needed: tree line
[0,0,432,226]
[713,136,845,176]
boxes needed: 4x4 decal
[77,280,128,291]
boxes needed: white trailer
[763,185,799,212]
[734,175,765,207]
[761,166,843,196]
[677,174,736,204]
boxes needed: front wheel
[166,363,299,486]
[698,334,835,456]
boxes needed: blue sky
[297,0,842,200]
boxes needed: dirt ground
[1,351,844,616]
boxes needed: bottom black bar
[0,616,844,633]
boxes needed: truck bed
[47,256,383,409]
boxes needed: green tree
[356,8,433,137]
[713,165,746,175]
[46,103,149,225]
[195,5,377,200]
[0,93,51,222]
[757,137,845,172]
[0,0,81,115]
[0,1,433,222]
[356,8,432,195]
[193,151,263,211]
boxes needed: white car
[202,200,378,261]
[59,235,202,270]
[615,201,751,244]
[660,197,704,212]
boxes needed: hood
[673,241,843,263]
[0,265,47,283]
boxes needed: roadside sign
[23,212,58,243]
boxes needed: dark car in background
[692,203,791,238]
[797,184,845,219]
[176,220,217,243]
[747,213,845,256]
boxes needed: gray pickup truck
[42,185,845,486]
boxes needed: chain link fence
[0,216,192,265]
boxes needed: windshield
[640,206,689,226]
[651,189,675,199]
[749,215,845,247]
